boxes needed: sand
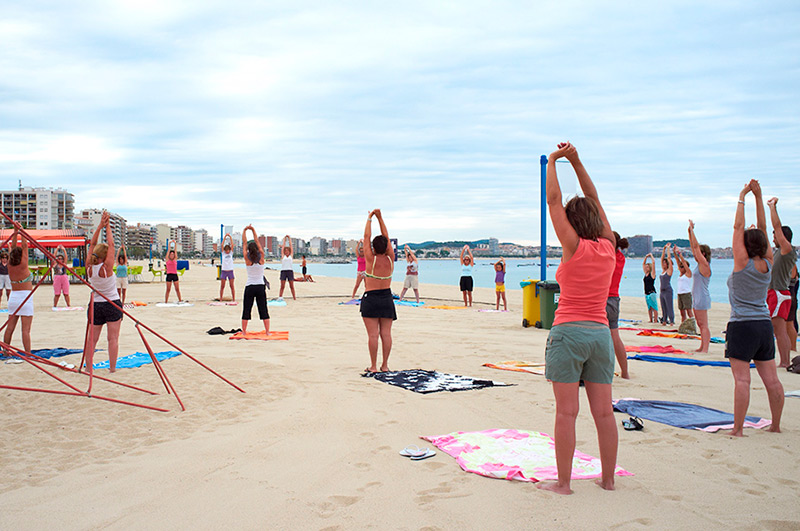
[1,262,798,530]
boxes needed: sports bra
[365,255,394,280]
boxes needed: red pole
[0,385,169,413]
[136,326,185,411]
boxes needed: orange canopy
[0,229,88,249]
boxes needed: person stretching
[399,245,420,303]
[674,248,694,323]
[351,240,366,299]
[4,226,34,354]
[766,197,797,368]
[725,180,783,436]
[361,209,396,373]
[460,245,474,307]
[241,225,270,335]
[607,232,629,379]
[279,235,296,301]
[538,142,618,495]
[659,243,675,325]
[642,254,658,323]
[219,233,236,302]
[85,212,123,374]
[164,242,183,303]
[0,250,11,307]
[688,220,712,353]
[494,258,507,311]
[52,244,71,307]
[115,245,129,305]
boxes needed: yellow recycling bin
[520,279,541,328]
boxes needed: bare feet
[694,348,708,353]
[379,365,389,372]
[365,366,377,373]
[767,426,781,433]
[620,373,630,380]
[728,429,744,437]
[536,481,572,495]
[778,363,789,368]
[595,479,615,491]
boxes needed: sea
[257,257,737,303]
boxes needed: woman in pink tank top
[537,142,619,496]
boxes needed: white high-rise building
[1,185,75,230]
[80,209,127,248]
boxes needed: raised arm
[90,212,106,249]
[253,227,265,264]
[642,254,650,275]
[767,197,791,254]
[732,182,751,269]
[547,144,580,258]
[363,212,375,262]
[674,248,692,278]
[122,244,128,264]
[460,246,467,263]
[500,257,506,272]
[241,228,249,250]
[103,217,115,269]
[564,144,614,245]
[751,180,773,263]
[373,209,392,260]
[467,246,473,264]
[687,220,710,275]
[665,244,673,275]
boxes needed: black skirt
[360,289,397,320]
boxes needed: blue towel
[710,337,725,344]
[93,350,181,370]
[613,399,764,430]
[628,354,754,368]
[1,347,85,360]
[395,300,425,307]
[339,299,360,305]
[268,299,287,307]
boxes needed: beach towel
[156,302,194,307]
[426,305,470,310]
[635,330,725,343]
[618,318,642,323]
[627,354,754,368]
[268,299,287,307]
[477,309,509,313]
[421,429,633,482]
[395,300,425,307]
[93,350,181,370]
[0,309,8,313]
[625,345,689,355]
[613,399,771,432]
[51,306,84,312]
[208,301,239,306]
[482,361,545,375]
[363,369,512,393]
[339,299,360,305]
[123,301,147,309]
[229,330,289,341]
[785,390,800,398]
[0,347,85,360]
[619,327,680,333]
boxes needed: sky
[1,0,798,247]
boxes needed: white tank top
[246,263,266,286]
[677,274,692,294]
[281,255,293,271]
[90,265,120,302]
[221,252,234,271]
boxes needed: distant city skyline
[2,2,798,248]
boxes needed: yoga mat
[51,306,84,312]
[364,369,512,393]
[0,347,86,360]
[208,301,239,306]
[426,305,470,310]
[477,309,508,313]
[93,350,181,370]
[627,354,754,368]
[156,302,194,307]
[613,399,770,432]
[395,300,425,307]
[268,299,287,307]
[421,429,632,482]
[339,299,360,305]
[482,361,545,375]
[785,390,800,398]
[229,330,289,341]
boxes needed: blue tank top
[116,264,128,278]
[461,264,473,277]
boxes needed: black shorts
[725,320,775,362]
[302,266,307,275]
[242,284,269,321]
[90,300,123,326]
[360,289,397,320]
[166,273,179,282]
[280,270,294,281]
[460,276,473,292]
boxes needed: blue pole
[219,224,223,262]
[540,154,548,281]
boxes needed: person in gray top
[725,180,783,437]
[767,196,797,368]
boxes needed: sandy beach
[1,262,799,530]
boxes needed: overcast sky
[1,1,798,246]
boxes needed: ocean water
[258,257,736,303]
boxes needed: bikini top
[365,255,394,280]
[11,271,33,284]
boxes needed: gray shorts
[545,321,614,384]
[605,297,620,330]
[403,274,419,289]
[678,293,692,311]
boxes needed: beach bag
[678,317,698,336]
[787,356,800,374]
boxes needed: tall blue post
[219,224,223,262]
[540,155,548,281]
